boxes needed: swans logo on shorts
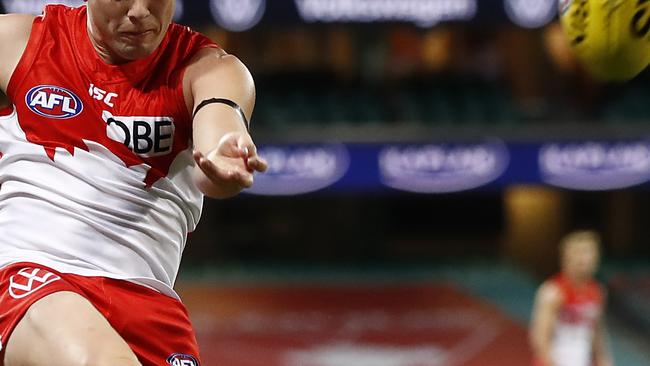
[26,85,84,119]
[167,353,199,366]
[8,268,61,299]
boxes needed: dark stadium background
[3,1,650,365]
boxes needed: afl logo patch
[167,353,199,366]
[26,85,84,119]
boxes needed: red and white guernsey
[550,274,604,366]
[0,5,217,297]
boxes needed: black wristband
[192,98,250,132]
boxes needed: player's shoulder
[37,3,84,27]
[187,48,243,73]
[0,13,36,35]
[0,13,35,46]
[42,3,79,16]
[536,279,564,305]
[0,3,76,33]
[161,23,227,74]
[184,45,252,88]
[167,22,219,54]
[0,13,36,90]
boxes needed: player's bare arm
[530,281,563,366]
[593,292,614,366]
[185,48,268,199]
[0,14,35,96]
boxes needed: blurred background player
[530,231,613,366]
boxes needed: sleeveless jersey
[550,274,604,366]
[0,5,217,297]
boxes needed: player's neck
[86,24,129,65]
[564,272,591,287]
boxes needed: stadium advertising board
[245,140,650,195]
[1,0,559,30]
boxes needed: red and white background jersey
[550,274,604,366]
[0,5,217,297]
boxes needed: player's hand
[193,132,267,198]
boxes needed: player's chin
[115,42,160,62]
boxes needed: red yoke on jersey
[7,4,217,186]
[552,273,603,326]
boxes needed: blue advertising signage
[538,141,650,191]
[1,0,560,30]
[247,144,351,195]
[377,141,510,193]
[245,140,650,195]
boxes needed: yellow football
[559,0,650,81]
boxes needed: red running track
[178,283,532,366]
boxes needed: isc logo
[166,353,199,366]
[103,111,175,158]
[26,85,84,119]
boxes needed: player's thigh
[3,291,141,366]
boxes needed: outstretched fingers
[236,136,268,173]
[193,150,253,188]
